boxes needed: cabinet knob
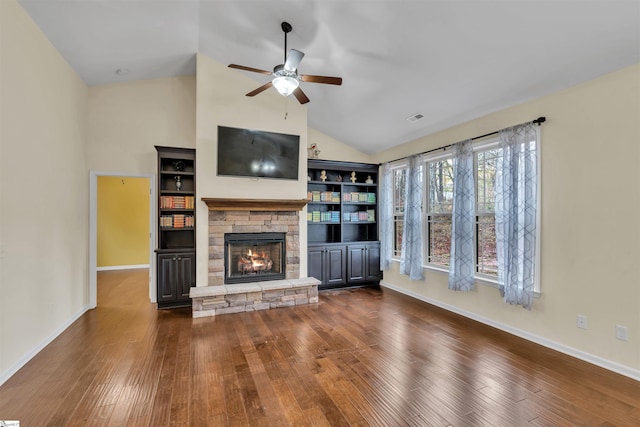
[172,257,177,261]
[177,257,182,260]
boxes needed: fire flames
[237,249,273,274]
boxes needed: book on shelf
[340,192,376,204]
[160,215,173,228]
[173,214,185,228]
[160,214,194,228]
[160,195,194,209]
[309,190,340,203]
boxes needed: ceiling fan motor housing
[273,64,298,79]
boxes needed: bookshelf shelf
[155,146,196,309]
[307,159,381,290]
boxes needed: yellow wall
[371,64,640,378]
[0,0,89,381]
[97,177,150,267]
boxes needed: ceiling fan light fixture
[272,76,299,97]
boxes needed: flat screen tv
[217,126,300,180]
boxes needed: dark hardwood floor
[1,270,638,426]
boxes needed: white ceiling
[17,0,640,154]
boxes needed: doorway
[89,172,156,308]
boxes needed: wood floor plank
[1,270,638,426]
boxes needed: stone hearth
[190,278,320,318]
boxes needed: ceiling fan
[228,22,342,104]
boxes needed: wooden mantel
[202,198,308,211]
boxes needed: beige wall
[195,54,309,285]
[88,76,196,175]
[0,0,89,380]
[371,64,640,377]
[307,128,373,164]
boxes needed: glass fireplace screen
[224,232,286,284]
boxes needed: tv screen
[217,126,300,180]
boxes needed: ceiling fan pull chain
[284,96,288,120]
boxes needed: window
[384,130,540,292]
[393,139,508,279]
[426,157,453,267]
[475,148,499,277]
[422,140,503,279]
[392,167,406,257]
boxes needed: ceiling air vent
[406,113,424,123]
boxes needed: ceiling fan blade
[292,87,310,104]
[246,82,273,97]
[284,49,305,71]
[300,74,343,85]
[228,64,273,75]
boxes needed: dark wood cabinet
[307,160,381,289]
[157,252,195,304]
[308,244,347,289]
[155,146,196,309]
[346,242,381,284]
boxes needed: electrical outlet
[576,315,588,330]
[615,325,628,341]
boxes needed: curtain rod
[383,116,546,165]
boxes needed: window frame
[390,160,408,260]
[424,151,454,269]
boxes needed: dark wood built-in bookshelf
[155,146,196,309]
[307,160,381,290]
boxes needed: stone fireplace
[204,198,307,286]
[190,198,319,318]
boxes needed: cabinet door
[326,246,346,286]
[347,245,366,283]
[157,254,178,302]
[365,243,381,281]
[176,252,195,299]
[308,246,326,284]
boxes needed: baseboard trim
[0,304,92,387]
[380,281,640,382]
[97,264,149,271]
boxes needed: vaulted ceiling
[17,0,640,153]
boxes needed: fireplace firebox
[224,233,286,284]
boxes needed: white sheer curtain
[379,162,393,271]
[448,140,475,291]
[400,155,424,280]
[496,122,538,309]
